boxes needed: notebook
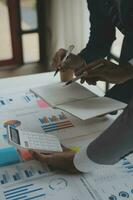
[30,82,126,120]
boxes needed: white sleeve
[73,146,105,173]
[128,58,133,66]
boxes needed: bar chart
[0,160,49,185]
[121,158,133,174]
[3,183,46,200]
[39,111,74,133]
[1,168,110,200]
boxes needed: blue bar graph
[121,158,133,174]
[0,173,10,185]
[4,183,46,200]
[13,173,21,181]
[0,100,5,106]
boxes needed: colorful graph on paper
[39,111,74,133]
[0,91,49,111]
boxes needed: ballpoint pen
[54,45,75,77]
[65,62,104,86]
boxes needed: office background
[0,0,123,91]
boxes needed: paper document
[0,160,50,186]
[31,82,96,106]
[83,154,133,200]
[31,82,126,120]
[58,97,126,120]
[5,107,114,142]
[0,172,96,200]
[0,90,49,112]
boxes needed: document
[1,155,133,200]
[83,154,133,200]
[0,170,96,200]
[0,160,50,186]
[59,97,125,120]
[5,107,114,142]
[31,82,126,120]
[0,90,49,112]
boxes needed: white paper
[0,90,49,112]
[31,82,126,120]
[83,155,133,200]
[0,160,50,186]
[31,82,96,106]
[6,107,114,143]
[58,97,126,120]
[0,172,96,200]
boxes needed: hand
[52,48,85,72]
[78,59,133,85]
[32,146,79,173]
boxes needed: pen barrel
[60,69,73,82]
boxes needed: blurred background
[0,0,123,91]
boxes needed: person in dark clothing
[32,0,133,173]
[53,0,133,103]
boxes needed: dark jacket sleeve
[87,97,133,165]
[79,0,116,63]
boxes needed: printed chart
[0,91,49,112]
[3,183,46,200]
[39,111,74,133]
[1,173,95,200]
[83,155,133,200]
[0,160,49,186]
[121,157,133,174]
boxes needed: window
[0,0,47,69]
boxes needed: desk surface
[0,72,104,96]
[0,72,123,200]
[0,71,114,146]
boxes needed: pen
[54,45,75,77]
[65,62,104,86]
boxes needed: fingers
[75,59,104,77]
[80,77,97,85]
[60,54,82,71]
[32,150,53,164]
[52,48,67,69]
[79,69,106,84]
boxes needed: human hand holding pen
[66,59,104,86]
[66,62,104,86]
[52,47,86,76]
[70,59,132,85]
[54,45,75,76]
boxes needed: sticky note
[37,99,49,108]
[19,149,33,161]
[70,146,80,153]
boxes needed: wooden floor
[0,63,48,78]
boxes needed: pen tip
[65,81,72,86]
[54,71,57,77]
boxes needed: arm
[74,97,133,172]
[79,0,116,63]
[32,97,133,173]
[32,98,133,173]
